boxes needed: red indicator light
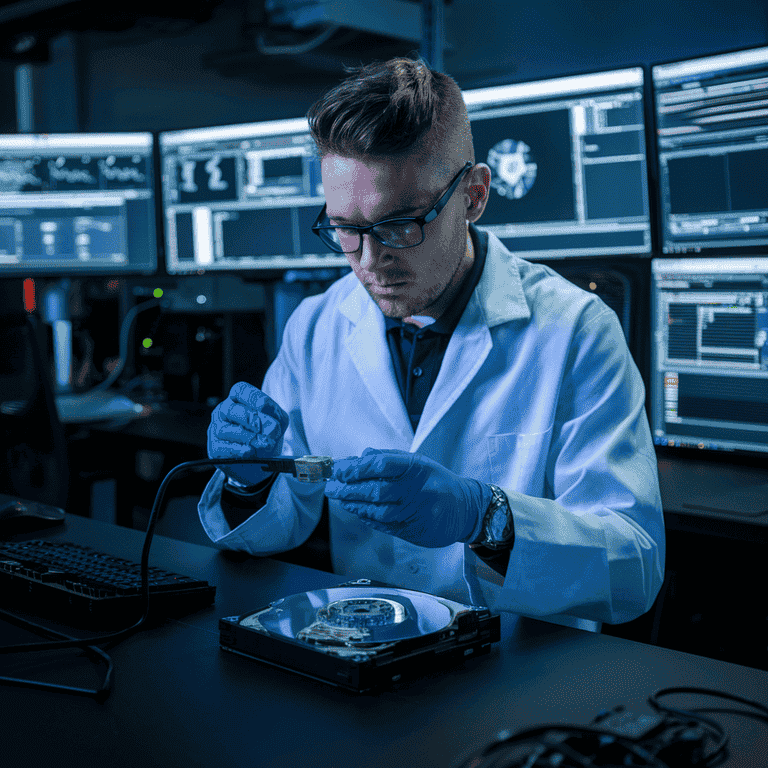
[23,278,36,312]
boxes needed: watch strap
[224,472,278,497]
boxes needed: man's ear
[465,163,492,223]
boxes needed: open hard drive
[219,579,501,693]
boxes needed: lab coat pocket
[486,426,553,497]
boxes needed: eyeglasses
[311,160,474,254]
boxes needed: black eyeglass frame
[311,160,474,253]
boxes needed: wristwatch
[469,484,515,552]
[224,474,273,497]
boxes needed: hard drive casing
[218,579,501,693]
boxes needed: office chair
[0,309,70,509]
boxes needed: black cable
[0,458,261,698]
[649,686,768,767]
[456,685,768,768]
[0,606,113,701]
[690,707,768,726]
[90,297,161,392]
[464,724,671,768]
[652,701,727,764]
[649,686,768,723]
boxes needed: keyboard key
[0,540,216,628]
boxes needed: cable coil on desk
[453,686,768,768]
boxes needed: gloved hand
[324,448,494,549]
[207,381,290,488]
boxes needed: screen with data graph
[159,118,348,273]
[651,256,768,455]
[0,132,156,275]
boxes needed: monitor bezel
[461,63,655,261]
[0,130,159,278]
[649,253,768,465]
[157,117,349,278]
[650,44,768,258]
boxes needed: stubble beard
[370,228,472,320]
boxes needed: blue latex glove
[324,448,494,548]
[207,381,290,487]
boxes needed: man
[200,57,664,631]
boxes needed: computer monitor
[463,67,652,259]
[652,46,768,254]
[0,132,157,275]
[650,256,768,457]
[159,118,349,274]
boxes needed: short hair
[307,57,473,165]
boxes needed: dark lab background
[1,0,765,133]
[0,0,766,670]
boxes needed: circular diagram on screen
[487,139,537,199]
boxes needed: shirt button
[412,367,423,377]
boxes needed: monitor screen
[652,46,768,254]
[159,118,348,274]
[650,256,768,456]
[463,67,651,259]
[0,132,157,275]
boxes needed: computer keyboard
[0,540,216,629]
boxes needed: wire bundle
[454,687,768,768]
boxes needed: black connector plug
[592,705,665,739]
[591,706,707,766]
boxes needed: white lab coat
[199,232,665,631]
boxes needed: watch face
[489,507,509,543]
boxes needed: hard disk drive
[219,579,501,693]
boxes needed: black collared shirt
[384,225,488,432]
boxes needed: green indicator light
[142,338,153,349]
[153,288,164,298]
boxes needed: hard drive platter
[219,579,501,693]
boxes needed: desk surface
[1,515,767,768]
[68,399,212,447]
[657,455,768,540]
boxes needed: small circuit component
[293,456,334,482]
[245,455,334,482]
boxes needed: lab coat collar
[475,229,531,327]
[337,231,531,446]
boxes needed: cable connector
[293,456,334,482]
[592,706,665,739]
[236,455,334,483]
[592,706,708,766]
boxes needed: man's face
[320,153,472,319]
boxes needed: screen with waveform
[0,133,157,275]
[463,67,652,259]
